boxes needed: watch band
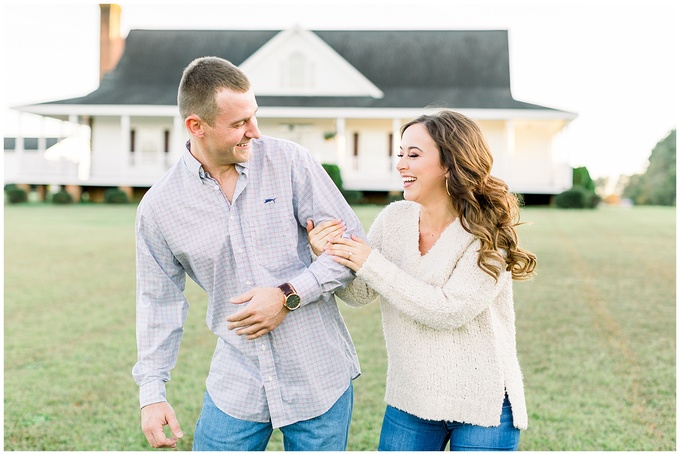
[278,282,297,297]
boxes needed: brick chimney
[99,4,124,80]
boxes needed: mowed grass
[3,203,675,450]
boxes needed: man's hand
[141,401,183,449]
[227,287,289,339]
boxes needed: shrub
[555,187,587,208]
[104,187,129,204]
[51,189,73,205]
[5,184,28,204]
[322,164,343,189]
[322,163,364,204]
[342,190,364,205]
[555,185,600,209]
[586,191,602,208]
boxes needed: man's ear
[185,115,204,138]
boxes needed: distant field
[3,203,675,450]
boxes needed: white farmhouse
[5,4,576,204]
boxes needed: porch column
[173,115,185,162]
[391,118,401,170]
[16,113,25,172]
[504,120,515,187]
[335,117,346,170]
[70,115,91,180]
[120,115,130,178]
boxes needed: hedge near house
[4,184,28,204]
[322,163,364,204]
[51,189,74,205]
[104,187,129,204]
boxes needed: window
[24,138,39,150]
[164,130,170,154]
[130,129,136,153]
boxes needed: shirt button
[213,185,220,190]
[245,281,253,286]
[239,249,244,253]
[261,345,266,351]
[268,376,273,382]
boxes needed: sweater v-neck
[415,206,459,258]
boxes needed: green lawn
[3,203,675,450]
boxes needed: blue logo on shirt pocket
[264,198,277,204]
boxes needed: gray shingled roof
[46,29,555,111]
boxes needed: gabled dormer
[239,27,383,98]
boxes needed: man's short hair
[177,56,251,126]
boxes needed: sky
[2,0,678,189]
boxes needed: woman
[307,110,536,451]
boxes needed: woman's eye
[409,154,418,158]
[396,153,404,158]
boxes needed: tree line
[622,129,676,206]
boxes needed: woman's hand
[326,235,371,272]
[306,219,345,256]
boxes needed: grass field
[3,203,676,450]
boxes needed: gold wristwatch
[278,283,301,311]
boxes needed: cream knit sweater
[337,200,528,429]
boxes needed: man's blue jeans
[378,394,520,451]
[193,382,353,451]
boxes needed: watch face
[285,294,301,310]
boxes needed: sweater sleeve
[356,238,511,330]
[334,203,388,307]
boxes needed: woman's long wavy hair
[401,110,537,281]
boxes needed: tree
[622,130,676,206]
[573,166,596,192]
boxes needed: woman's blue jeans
[192,383,353,451]
[378,394,520,451]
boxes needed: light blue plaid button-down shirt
[132,136,364,428]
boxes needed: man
[133,56,365,451]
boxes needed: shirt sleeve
[357,237,511,331]
[132,202,189,408]
[287,147,368,306]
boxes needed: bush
[104,187,129,204]
[5,184,28,204]
[322,164,343,189]
[555,187,587,208]
[322,163,364,204]
[342,190,364,205]
[51,189,73,205]
[586,191,602,208]
[555,186,600,209]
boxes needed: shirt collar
[182,140,250,181]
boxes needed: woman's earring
[445,177,451,197]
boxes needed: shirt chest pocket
[249,200,300,271]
